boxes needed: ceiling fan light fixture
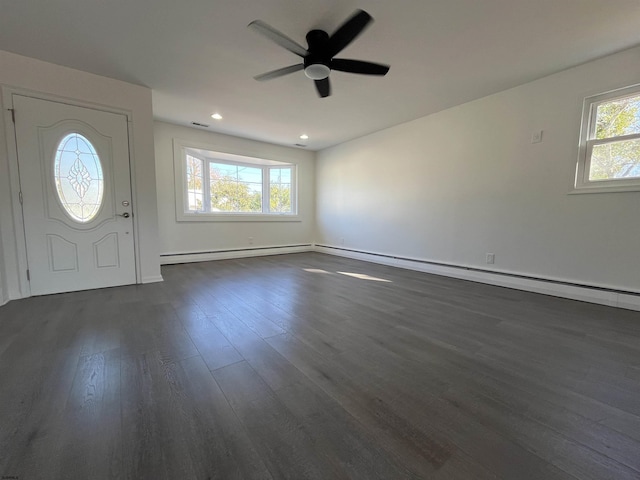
[304,63,330,80]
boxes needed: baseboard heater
[160,244,313,265]
[314,244,640,312]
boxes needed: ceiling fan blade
[248,20,308,57]
[254,64,304,81]
[331,59,390,76]
[315,78,331,98]
[326,9,373,57]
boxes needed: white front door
[13,94,136,295]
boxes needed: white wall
[0,50,162,300]
[317,46,640,294]
[154,121,315,259]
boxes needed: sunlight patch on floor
[337,272,392,283]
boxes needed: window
[54,133,104,222]
[186,154,204,211]
[174,141,297,221]
[209,161,264,213]
[575,85,640,192]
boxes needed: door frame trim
[1,86,142,297]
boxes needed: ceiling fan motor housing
[304,30,331,79]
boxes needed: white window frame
[173,139,299,222]
[574,84,640,193]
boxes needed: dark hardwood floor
[1,252,640,479]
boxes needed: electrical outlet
[340,237,345,246]
[248,237,254,245]
[531,130,543,143]
[486,253,495,264]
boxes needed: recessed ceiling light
[300,134,309,140]
[211,113,223,120]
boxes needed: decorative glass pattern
[54,133,104,222]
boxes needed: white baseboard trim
[618,293,640,311]
[160,244,314,265]
[142,275,164,284]
[314,245,640,312]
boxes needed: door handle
[118,212,130,218]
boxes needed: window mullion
[292,166,297,214]
[204,161,211,213]
[588,132,640,146]
[588,103,599,140]
[183,152,190,213]
[263,166,270,213]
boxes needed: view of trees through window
[210,163,262,212]
[185,154,293,214]
[269,168,292,213]
[186,155,203,211]
[590,94,640,181]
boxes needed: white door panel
[14,95,136,295]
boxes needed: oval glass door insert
[54,133,104,223]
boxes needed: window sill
[569,183,640,194]
[177,213,301,222]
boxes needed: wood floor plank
[2,252,640,479]
[168,356,274,480]
[441,360,640,474]
[442,386,640,480]
[57,348,123,480]
[120,351,196,480]
[119,302,199,364]
[212,361,346,479]
[0,346,85,479]
[266,331,573,480]
[265,333,462,478]
[173,305,244,371]
[272,379,437,480]
[209,311,307,391]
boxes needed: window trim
[573,84,640,194]
[173,139,300,222]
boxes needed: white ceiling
[2,1,640,150]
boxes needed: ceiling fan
[248,9,390,98]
